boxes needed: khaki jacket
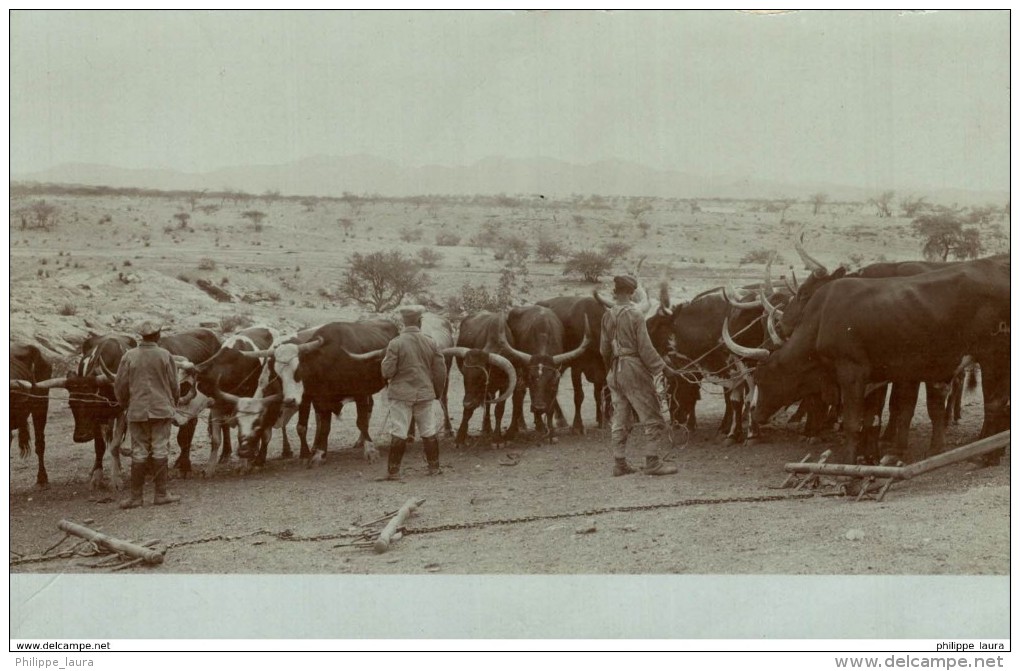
[600,302,666,377]
[114,342,180,421]
[381,326,447,403]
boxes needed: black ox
[10,343,53,486]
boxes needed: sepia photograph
[8,9,1010,652]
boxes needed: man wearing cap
[114,320,182,508]
[601,275,679,477]
[380,305,448,479]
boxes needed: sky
[9,10,1010,193]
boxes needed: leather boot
[119,462,146,509]
[423,436,441,476]
[152,458,181,505]
[612,458,636,477]
[386,437,407,480]
[643,455,678,476]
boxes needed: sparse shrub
[602,242,632,262]
[435,230,461,246]
[739,249,783,265]
[122,260,132,267]
[399,227,423,243]
[197,258,216,271]
[417,247,443,268]
[562,250,612,283]
[241,210,266,232]
[39,258,47,266]
[607,222,625,238]
[339,250,432,312]
[57,302,77,316]
[338,218,355,236]
[220,277,229,286]
[493,234,529,261]
[220,312,254,333]
[535,236,566,262]
[174,212,190,229]
[636,220,652,237]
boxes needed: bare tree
[870,190,895,218]
[809,192,829,216]
[339,251,431,312]
[899,195,929,218]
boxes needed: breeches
[129,419,172,463]
[387,400,439,440]
[607,362,667,459]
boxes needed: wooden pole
[374,498,425,554]
[783,431,1010,483]
[784,463,908,480]
[902,431,1010,478]
[58,520,164,565]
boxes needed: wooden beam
[58,520,164,565]
[784,463,908,480]
[903,430,1010,478]
[374,498,425,554]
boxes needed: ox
[743,256,1009,464]
[174,326,277,476]
[10,343,53,486]
[246,320,400,465]
[32,334,136,494]
[154,328,223,463]
[442,310,518,447]
[498,305,591,443]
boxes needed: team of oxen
[10,240,1010,493]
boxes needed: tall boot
[643,455,678,476]
[612,458,636,477]
[423,436,441,476]
[152,458,181,505]
[386,437,407,480]
[119,461,146,509]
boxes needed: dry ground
[8,191,1010,575]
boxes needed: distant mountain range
[11,155,1007,205]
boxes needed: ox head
[40,356,118,443]
[210,379,282,459]
[444,347,517,410]
[498,314,591,414]
[242,337,324,408]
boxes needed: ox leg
[174,422,194,477]
[836,366,867,465]
[493,400,508,448]
[885,383,916,461]
[175,417,197,471]
[593,381,606,429]
[924,381,950,458]
[441,375,454,437]
[108,417,126,493]
[724,387,745,446]
[455,406,476,448]
[253,429,270,468]
[570,368,585,434]
[353,397,379,463]
[481,404,493,435]
[90,427,107,494]
[505,382,527,442]
[309,409,332,467]
[206,410,224,477]
[219,422,233,463]
[717,390,734,439]
[297,398,312,459]
[860,385,888,464]
[31,406,49,488]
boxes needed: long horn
[497,312,532,365]
[633,283,651,317]
[760,289,778,316]
[795,234,828,276]
[213,386,240,406]
[782,274,797,295]
[261,394,282,405]
[791,270,799,291]
[763,252,776,294]
[723,284,761,310]
[658,281,673,316]
[486,353,518,405]
[766,310,784,346]
[441,346,471,359]
[297,337,324,354]
[721,317,770,361]
[172,355,196,371]
[553,316,592,366]
[240,348,274,359]
[33,377,69,389]
[345,346,386,362]
[592,288,613,309]
[96,357,117,384]
[10,380,32,389]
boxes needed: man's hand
[662,364,683,378]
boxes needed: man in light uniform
[601,275,679,477]
[381,305,448,479]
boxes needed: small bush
[123,260,132,267]
[197,258,216,271]
[417,248,443,268]
[739,249,783,265]
[435,231,461,246]
[602,241,632,262]
[399,227,424,243]
[562,250,612,283]
[57,302,77,316]
[535,236,566,262]
[220,313,254,333]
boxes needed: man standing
[381,305,448,480]
[114,320,181,508]
[601,275,679,477]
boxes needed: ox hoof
[744,437,762,447]
[279,450,294,460]
[571,426,585,436]
[548,436,559,445]
[308,452,325,469]
[363,444,379,463]
[723,437,739,447]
